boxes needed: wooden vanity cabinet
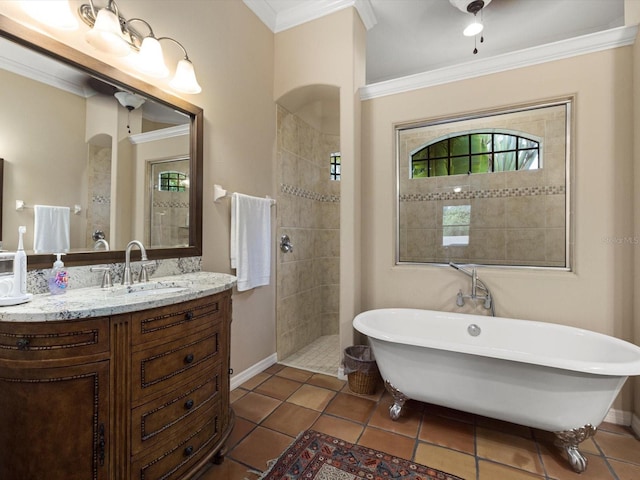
[0,288,233,480]
[0,317,111,480]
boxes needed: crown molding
[0,39,90,97]
[360,24,639,101]
[243,0,278,31]
[128,124,189,145]
[243,0,376,33]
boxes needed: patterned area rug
[258,429,464,480]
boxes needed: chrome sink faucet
[122,240,153,285]
[449,262,495,316]
[93,238,109,251]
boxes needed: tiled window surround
[198,364,640,480]
[399,185,566,266]
[398,102,569,267]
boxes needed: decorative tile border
[152,201,189,208]
[92,195,111,204]
[281,184,340,203]
[400,185,564,202]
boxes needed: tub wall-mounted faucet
[449,262,495,316]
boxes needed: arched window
[411,132,540,178]
[158,171,188,192]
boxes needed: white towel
[230,193,272,291]
[33,205,70,253]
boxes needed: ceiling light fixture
[76,0,201,94]
[114,90,145,133]
[449,0,491,55]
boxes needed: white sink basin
[110,281,191,298]
[120,286,188,298]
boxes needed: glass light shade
[463,21,484,37]
[114,91,145,110]
[22,0,78,30]
[136,37,170,78]
[85,8,130,57]
[169,59,202,94]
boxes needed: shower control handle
[280,235,293,253]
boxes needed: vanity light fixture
[77,0,202,94]
[21,0,79,30]
[78,0,202,94]
[21,0,201,93]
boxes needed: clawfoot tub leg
[554,424,597,473]
[384,381,408,420]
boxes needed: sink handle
[90,266,113,288]
[138,261,156,283]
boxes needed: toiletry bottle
[12,226,27,297]
[48,253,69,295]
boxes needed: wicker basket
[344,345,380,395]
[347,369,380,395]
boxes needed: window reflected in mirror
[397,99,571,268]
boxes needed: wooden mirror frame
[0,15,203,269]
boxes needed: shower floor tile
[279,335,340,376]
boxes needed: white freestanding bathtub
[353,308,640,473]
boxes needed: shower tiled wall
[86,144,112,247]
[276,105,340,360]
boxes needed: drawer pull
[98,424,106,467]
[184,399,195,410]
[16,338,30,350]
[184,353,195,364]
[185,311,194,321]
[184,445,194,456]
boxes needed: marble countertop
[0,271,237,322]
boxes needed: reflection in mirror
[0,15,202,269]
[397,98,571,268]
[147,157,190,248]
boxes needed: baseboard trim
[230,353,278,391]
[632,413,640,437]
[604,408,632,426]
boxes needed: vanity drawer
[0,318,110,362]
[131,363,222,455]
[132,401,222,480]
[131,292,228,348]
[131,324,221,403]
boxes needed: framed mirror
[0,15,203,269]
[396,98,572,269]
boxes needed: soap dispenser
[48,253,69,295]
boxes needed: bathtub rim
[353,308,640,377]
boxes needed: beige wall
[626,0,640,421]
[362,47,635,411]
[0,68,87,252]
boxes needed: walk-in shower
[275,85,341,376]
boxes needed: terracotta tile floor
[197,364,640,480]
